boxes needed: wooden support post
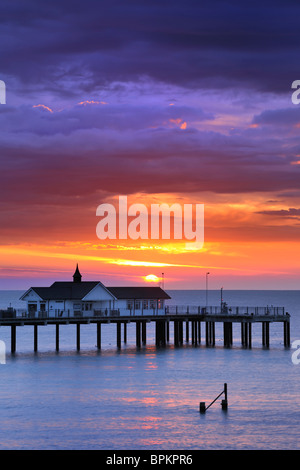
[205,321,209,346]
[123,322,127,344]
[262,322,269,347]
[136,321,141,348]
[206,322,214,346]
[117,322,121,349]
[76,323,80,351]
[186,320,189,342]
[166,321,169,342]
[284,320,290,347]
[241,322,250,348]
[244,321,248,346]
[211,322,215,346]
[191,321,195,345]
[242,322,249,347]
[222,383,228,410]
[179,320,183,345]
[158,320,166,346]
[266,322,269,347]
[224,322,231,347]
[142,321,146,345]
[97,322,101,350]
[199,402,206,413]
[156,321,160,346]
[162,321,166,346]
[174,320,179,346]
[34,324,38,352]
[198,321,201,344]
[11,324,16,354]
[56,323,59,352]
[248,322,252,348]
[224,322,228,347]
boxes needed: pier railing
[165,305,285,316]
[0,304,286,320]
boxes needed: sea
[0,289,299,451]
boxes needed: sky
[0,0,300,290]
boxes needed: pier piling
[97,322,101,350]
[56,323,60,351]
[142,321,147,345]
[34,324,38,352]
[136,321,141,348]
[123,322,127,344]
[262,322,270,347]
[117,322,121,349]
[206,321,215,346]
[11,324,16,354]
[284,320,290,347]
[155,320,166,347]
[76,323,80,351]
[224,322,232,347]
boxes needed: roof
[31,281,99,300]
[21,282,171,301]
[106,286,171,300]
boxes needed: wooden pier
[0,308,291,354]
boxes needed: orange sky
[1,190,299,290]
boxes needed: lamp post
[206,272,210,308]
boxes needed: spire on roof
[73,264,82,283]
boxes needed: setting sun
[144,274,160,283]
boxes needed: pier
[0,306,290,354]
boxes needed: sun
[144,274,160,283]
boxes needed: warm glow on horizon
[0,191,299,289]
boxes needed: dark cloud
[1,0,300,98]
[252,107,300,127]
[256,208,300,219]
[0,101,299,207]
[1,0,300,246]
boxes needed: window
[127,300,133,310]
[143,300,148,310]
[135,300,141,310]
[150,300,156,309]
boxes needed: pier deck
[0,307,290,353]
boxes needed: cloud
[1,0,300,102]
[1,0,300,251]
[0,100,299,210]
[256,208,300,219]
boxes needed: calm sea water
[0,289,299,450]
